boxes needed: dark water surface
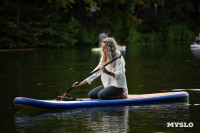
[0,44,200,132]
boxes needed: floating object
[190,44,200,59]
[92,46,126,52]
[190,43,200,48]
[13,91,189,109]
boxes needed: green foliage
[144,31,161,43]
[54,17,80,47]
[127,24,194,44]
[37,17,81,47]
[166,24,194,42]
[78,27,98,46]
[0,0,198,48]
[164,0,195,22]
[47,0,75,8]
[127,27,144,44]
[96,0,143,31]
[127,28,161,44]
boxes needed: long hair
[100,37,125,72]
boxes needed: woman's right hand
[72,82,79,87]
[72,80,87,88]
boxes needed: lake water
[0,44,200,132]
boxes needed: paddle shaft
[65,55,121,94]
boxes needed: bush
[40,17,80,47]
[77,27,98,46]
[127,24,195,44]
[144,31,161,43]
[166,24,194,42]
[127,27,144,44]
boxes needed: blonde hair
[100,37,125,71]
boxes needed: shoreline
[0,42,192,52]
[0,48,39,52]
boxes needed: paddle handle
[65,55,122,94]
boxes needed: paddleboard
[190,43,200,48]
[92,46,126,52]
[13,91,188,109]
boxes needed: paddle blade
[56,94,76,101]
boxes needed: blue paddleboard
[13,91,189,109]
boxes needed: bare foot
[117,93,127,99]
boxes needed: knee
[88,92,94,99]
[97,92,107,100]
[88,91,98,99]
[88,92,92,99]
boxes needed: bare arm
[72,80,88,87]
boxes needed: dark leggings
[88,85,123,100]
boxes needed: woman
[99,30,107,47]
[195,33,200,44]
[72,37,128,100]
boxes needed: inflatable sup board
[13,91,188,109]
[190,43,200,48]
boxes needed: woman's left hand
[99,65,107,73]
[99,65,115,78]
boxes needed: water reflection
[172,89,200,92]
[85,106,129,132]
[128,102,190,132]
[14,101,189,133]
[190,47,200,59]
[14,106,129,133]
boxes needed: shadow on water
[14,100,189,133]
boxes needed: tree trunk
[16,0,20,28]
[198,1,200,24]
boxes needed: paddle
[57,55,122,101]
